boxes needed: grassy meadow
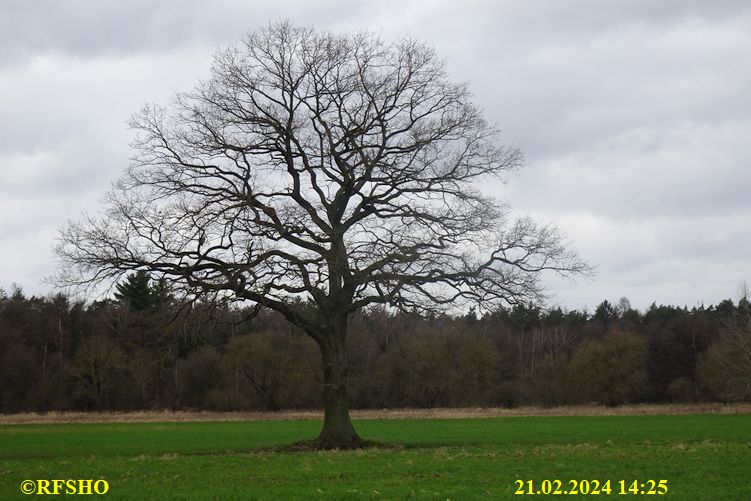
[2,412,750,500]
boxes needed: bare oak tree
[55,22,589,448]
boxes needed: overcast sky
[1,0,750,311]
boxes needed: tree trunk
[316,318,361,449]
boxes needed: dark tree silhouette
[55,22,589,448]
[114,271,153,311]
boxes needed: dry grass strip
[1,403,750,425]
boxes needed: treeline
[1,275,750,413]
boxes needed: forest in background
[1,272,749,413]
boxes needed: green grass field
[2,414,750,500]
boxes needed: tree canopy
[55,21,589,448]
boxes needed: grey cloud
[537,212,751,310]
[0,1,371,67]
[0,1,236,65]
[503,119,751,219]
[1,0,749,309]
[0,195,98,292]
[467,14,751,159]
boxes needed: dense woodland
[1,273,749,413]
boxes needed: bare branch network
[56,22,590,331]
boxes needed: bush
[487,381,525,408]
[697,320,751,402]
[371,330,497,408]
[667,377,696,403]
[568,330,648,406]
[176,346,222,408]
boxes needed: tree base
[277,438,398,452]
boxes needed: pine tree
[114,271,153,311]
